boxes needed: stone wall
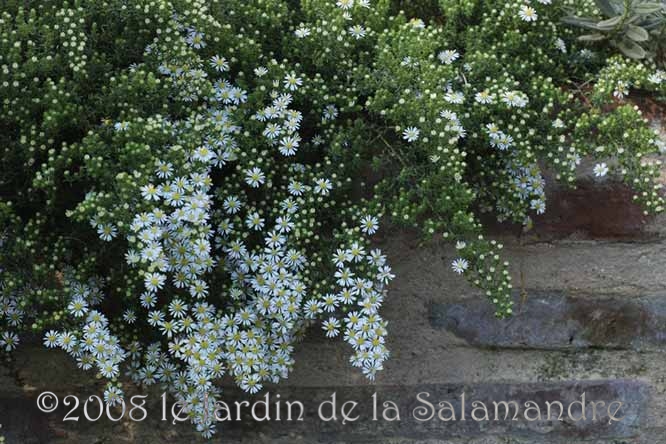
[3,180,666,444]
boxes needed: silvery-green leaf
[578,33,607,41]
[642,16,664,29]
[562,16,602,30]
[626,24,650,41]
[616,38,647,58]
[596,15,624,30]
[633,2,663,14]
[625,14,643,24]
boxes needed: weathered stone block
[430,292,666,351]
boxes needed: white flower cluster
[0,235,11,351]
[486,123,515,151]
[648,70,666,85]
[0,233,21,352]
[42,272,126,404]
[0,289,22,351]
[0,236,25,346]
[256,85,303,156]
[501,158,547,221]
[78,13,393,437]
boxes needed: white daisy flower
[593,162,609,178]
[555,38,567,53]
[254,66,268,77]
[360,215,379,235]
[44,330,59,348]
[313,178,333,195]
[451,258,469,274]
[438,49,460,65]
[444,91,465,104]
[518,5,538,22]
[295,27,311,38]
[97,224,118,242]
[402,126,420,142]
[475,90,494,104]
[336,0,354,9]
[323,318,341,337]
[210,55,229,72]
[348,25,366,39]
[244,167,266,188]
[283,72,303,91]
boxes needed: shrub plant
[0,0,664,436]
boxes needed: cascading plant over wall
[0,0,664,437]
